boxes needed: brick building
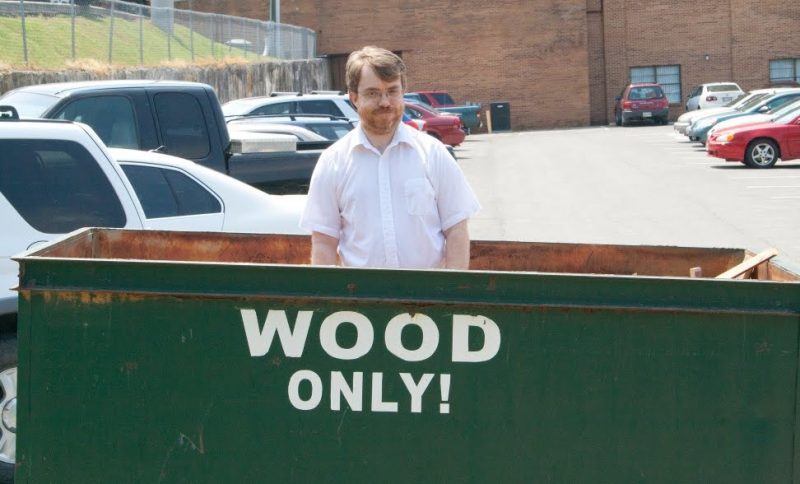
[190,0,800,130]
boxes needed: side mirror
[758,105,770,113]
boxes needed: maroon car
[404,101,466,146]
[614,82,670,126]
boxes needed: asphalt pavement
[455,124,800,273]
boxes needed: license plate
[643,112,652,118]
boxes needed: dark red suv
[614,83,670,126]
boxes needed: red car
[614,82,670,126]
[404,101,465,146]
[706,111,800,168]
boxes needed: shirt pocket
[404,178,436,216]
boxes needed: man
[300,46,480,269]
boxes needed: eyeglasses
[358,88,404,103]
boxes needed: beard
[358,103,403,137]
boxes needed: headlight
[724,133,735,142]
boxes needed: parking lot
[456,124,800,272]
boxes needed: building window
[770,59,800,84]
[630,65,681,104]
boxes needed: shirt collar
[351,122,415,156]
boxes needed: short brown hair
[345,46,406,93]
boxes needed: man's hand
[444,220,470,270]
[311,231,340,265]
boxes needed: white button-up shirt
[300,123,481,268]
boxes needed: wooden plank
[715,248,779,279]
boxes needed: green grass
[0,13,263,69]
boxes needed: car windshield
[769,98,800,120]
[0,91,60,118]
[222,99,262,116]
[629,86,664,100]
[724,93,749,107]
[736,93,772,111]
[306,123,352,140]
[773,102,800,124]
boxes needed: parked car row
[672,87,800,168]
[614,80,747,128]
[220,90,470,152]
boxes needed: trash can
[490,101,511,132]
[14,228,800,483]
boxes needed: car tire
[0,335,16,484]
[745,138,779,168]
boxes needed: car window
[253,102,294,115]
[54,95,139,150]
[0,139,126,233]
[153,92,211,160]
[298,100,343,117]
[707,84,740,92]
[765,94,800,112]
[405,106,423,119]
[431,93,455,105]
[629,86,664,100]
[689,86,701,97]
[121,164,221,219]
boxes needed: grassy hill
[0,12,259,70]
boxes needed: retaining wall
[0,59,330,103]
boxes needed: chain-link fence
[0,0,317,68]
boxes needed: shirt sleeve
[299,149,341,238]
[430,143,481,231]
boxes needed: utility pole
[270,0,280,23]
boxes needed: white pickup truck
[0,108,307,482]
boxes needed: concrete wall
[0,59,329,104]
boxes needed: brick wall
[602,0,800,121]
[279,0,591,130]
[731,0,799,89]
[188,0,800,129]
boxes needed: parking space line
[730,175,800,180]
[747,185,800,189]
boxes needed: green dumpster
[14,228,800,483]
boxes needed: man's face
[350,65,404,137]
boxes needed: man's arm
[310,231,340,265]
[443,220,471,269]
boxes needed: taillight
[706,95,717,102]
[622,100,632,109]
